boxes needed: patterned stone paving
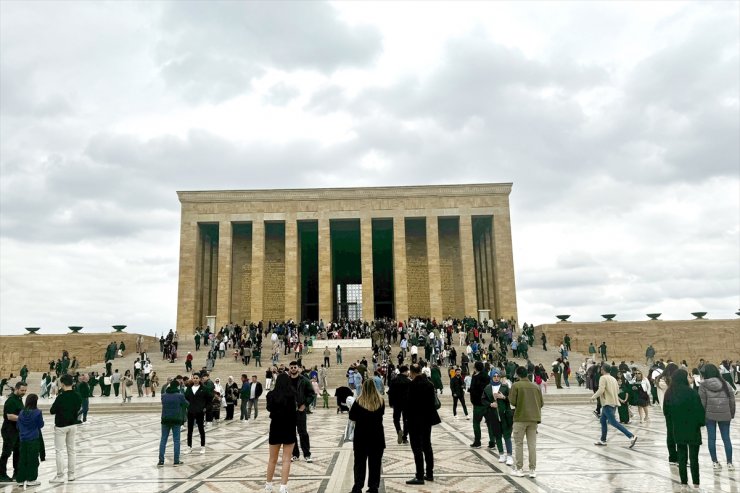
[2,401,738,493]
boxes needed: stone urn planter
[556,315,571,322]
[25,327,40,334]
[691,312,707,320]
[646,313,661,320]
[601,314,617,321]
[68,326,83,334]
[112,325,127,332]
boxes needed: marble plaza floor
[2,401,739,493]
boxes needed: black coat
[406,375,441,430]
[349,402,386,452]
[388,374,410,409]
[185,385,210,414]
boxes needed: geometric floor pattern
[2,402,738,493]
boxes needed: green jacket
[482,383,513,429]
[509,379,543,423]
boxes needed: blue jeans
[706,419,732,463]
[159,424,181,463]
[600,405,633,442]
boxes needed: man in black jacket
[388,365,411,444]
[289,361,316,462]
[405,364,441,485]
[49,374,82,483]
[470,361,493,448]
[450,368,469,419]
[184,373,210,455]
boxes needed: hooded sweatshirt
[18,408,44,441]
[699,377,736,422]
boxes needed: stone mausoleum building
[175,183,517,335]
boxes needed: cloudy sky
[1,1,738,336]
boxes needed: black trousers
[0,429,19,477]
[225,404,235,420]
[677,443,700,485]
[393,406,408,440]
[352,448,382,493]
[409,425,433,480]
[324,357,330,367]
[452,394,468,417]
[292,410,311,458]
[666,415,678,462]
[187,412,205,447]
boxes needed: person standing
[483,370,514,465]
[450,368,469,420]
[240,374,250,421]
[247,375,263,420]
[19,366,28,385]
[591,365,638,449]
[184,373,209,455]
[224,376,239,420]
[158,379,188,466]
[289,362,315,462]
[599,342,608,361]
[49,374,82,483]
[388,365,410,445]
[405,363,441,485]
[0,382,27,483]
[200,372,215,427]
[469,361,494,448]
[336,345,343,365]
[323,346,331,368]
[509,366,543,478]
[15,393,43,488]
[77,375,90,423]
[111,370,121,398]
[698,364,735,471]
[664,369,705,489]
[349,379,386,493]
[645,344,656,368]
[265,373,297,493]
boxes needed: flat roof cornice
[177,183,513,203]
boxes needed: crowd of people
[1,318,738,493]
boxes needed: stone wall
[230,227,252,324]
[439,219,464,318]
[405,220,430,318]
[263,224,286,323]
[537,319,740,366]
[0,333,159,376]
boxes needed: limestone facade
[176,183,518,335]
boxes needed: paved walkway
[2,400,738,493]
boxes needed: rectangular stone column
[426,216,443,321]
[284,217,299,322]
[360,216,375,321]
[176,218,199,334]
[392,216,408,322]
[493,210,518,322]
[250,217,265,323]
[458,214,478,317]
[215,221,233,329]
[318,218,332,323]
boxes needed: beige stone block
[284,217,298,322]
[215,221,233,328]
[176,219,198,334]
[393,216,408,322]
[250,218,265,323]
[458,214,478,317]
[426,216,443,321]
[318,218,332,323]
[493,210,518,322]
[361,217,375,321]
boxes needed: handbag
[434,392,441,410]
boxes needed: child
[321,388,330,409]
[16,393,44,488]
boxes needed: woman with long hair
[699,364,735,471]
[349,378,386,493]
[634,371,651,422]
[265,373,297,493]
[655,362,679,464]
[15,393,44,488]
[664,369,705,489]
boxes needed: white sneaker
[498,455,506,463]
[506,455,514,466]
[49,477,65,484]
[184,447,192,455]
[511,468,525,477]
[304,456,313,463]
[713,462,722,471]
[264,482,273,492]
[728,463,735,471]
[25,481,41,487]
[594,440,607,446]
[278,485,289,493]
[529,469,536,478]
[200,446,206,454]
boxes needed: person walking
[265,373,297,493]
[698,364,735,471]
[349,379,386,493]
[158,379,188,466]
[388,365,410,445]
[247,375,263,420]
[184,373,209,455]
[509,366,543,478]
[591,365,638,449]
[49,374,82,483]
[450,368,469,420]
[664,369,705,489]
[15,393,43,488]
[289,362,316,462]
[0,382,27,483]
[405,363,441,485]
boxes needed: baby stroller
[335,386,353,414]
